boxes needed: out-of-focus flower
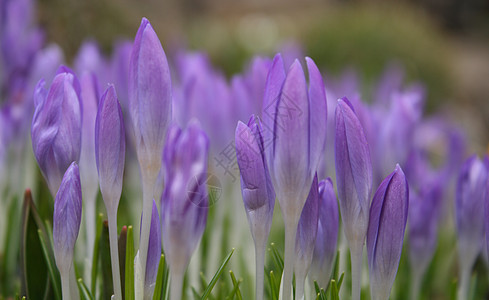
[367,164,409,300]
[334,97,372,300]
[261,54,327,300]
[53,162,82,292]
[309,177,339,289]
[456,155,487,300]
[161,121,209,300]
[294,175,319,300]
[31,72,82,196]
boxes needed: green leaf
[125,226,135,300]
[37,229,61,300]
[91,213,104,294]
[330,279,339,300]
[153,254,167,300]
[269,271,278,300]
[118,226,127,300]
[227,270,242,300]
[1,194,21,296]
[77,278,93,300]
[200,248,235,300]
[337,272,345,291]
[268,243,284,275]
[20,189,60,300]
[100,220,113,300]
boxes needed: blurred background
[37,0,489,152]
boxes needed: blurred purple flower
[310,177,339,289]
[145,199,161,297]
[367,164,409,300]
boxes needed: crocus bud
[95,85,125,210]
[31,72,82,196]
[145,199,161,297]
[335,97,373,247]
[456,156,487,287]
[161,121,209,300]
[128,18,171,176]
[261,54,327,300]
[309,178,339,289]
[53,162,82,275]
[294,175,319,299]
[367,164,409,300]
[235,115,275,244]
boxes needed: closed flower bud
[53,162,82,275]
[31,72,82,196]
[367,165,408,300]
[95,85,125,210]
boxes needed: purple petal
[129,18,171,165]
[334,97,372,241]
[53,162,82,274]
[367,165,408,299]
[295,174,319,262]
[146,199,161,290]
[95,85,125,209]
[310,177,339,287]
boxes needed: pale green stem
[69,264,80,300]
[458,267,470,300]
[108,209,122,300]
[410,269,423,300]
[138,173,156,291]
[282,216,299,300]
[294,269,306,300]
[350,244,363,300]
[170,263,185,300]
[85,195,96,272]
[61,271,71,300]
[255,240,266,300]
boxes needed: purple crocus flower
[161,121,209,300]
[129,18,171,288]
[95,84,125,300]
[31,72,82,196]
[367,164,409,300]
[235,115,275,300]
[145,199,161,298]
[334,97,372,300]
[294,175,319,300]
[309,177,339,289]
[53,162,82,300]
[95,85,125,209]
[484,155,489,267]
[261,54,327,300]
[456,155,487,300]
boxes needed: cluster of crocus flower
[2,0,489,299]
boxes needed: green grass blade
[125,225,135,300]
[152,254,166,300]
[77,278,93,300]
[91,213,104,294]
[37,230,61,300]
[200,248,235,300]
[269,271,278,300]
[227,271,242,300]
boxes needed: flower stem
[458,267,470,300]
[255,240,266,300]
[282,216,299,300]
[170,264,185,300]
[61,271,71,300]
[108,210,122,300]
[410,269,422,300]
[85,194,96,268]
[138,173,156,292]
[350,244,363,300]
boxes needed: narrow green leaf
[330,279,339,300]
[152,254,166,300]
[228,271,242,300]
[314,280,321,295]
[449,279,457,300]
[77,278,93,300]
[91,213,104,294]
[100,220,113,300]
[20,190,58,300]
[337,272,345,291]
[269,271,278,300]
[191,287,201,299]
[2,195,20,296]
[269,243,284,274]
[118,226,127,300]
[125,226,135,300]
[200,248,235,300]
[37,230,61,300]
